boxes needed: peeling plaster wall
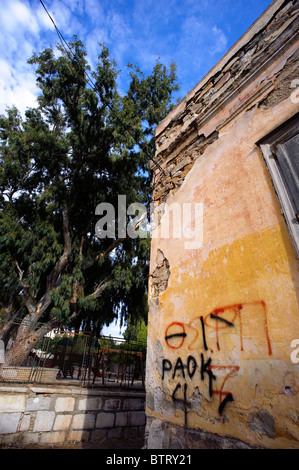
[146,0,299,449]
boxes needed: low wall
[0,383,145,448]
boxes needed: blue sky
[0,0,274,117]
[0,0,273,337]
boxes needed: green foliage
[124,316,148,343]
[0,38,179,345]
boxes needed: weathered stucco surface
[145,0,299,449]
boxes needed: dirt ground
[0,437,145,450]
[0,439,144,450]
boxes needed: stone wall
[146,0,299,450]
[0,383,145,447]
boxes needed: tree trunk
[0,320,17,347]
[0,299,19,346]
[4,320,53,366]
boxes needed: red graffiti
[164,300,272,356]
[208,365,240,414]
[204,301,272,355]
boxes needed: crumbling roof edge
[155,0,286,138]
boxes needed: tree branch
[15,261,35,314]
[15,261,24,282]
[34,292,52,320]
[87,279,112,300]
[46,204,73,291]
[101,237,127,259]
[61,206,72,262]
[79,236,84,264]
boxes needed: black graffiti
[165,332,187,341]
[218,392,234,415]
[162,354,234,419]
[162,359,172,380]
[171,382,190,426]
[172,357,185,379]
[200,353,216,398]
[210,313,234,327]
[162,355,199,381]
[162,354,217,386]
[200,315,208,350]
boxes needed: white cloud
[0,58,38,115]
[0,0,233,117]
[47,0,73,33]
[172,14,228,92]
[101,315,125,338]
[0,0,56,115]
[36,4,55,29]
[1,0,36,33]
[85,28,109,66]
[84,0,105,24]
[180,15,227,57]
[211,26,228,55]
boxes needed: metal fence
[0,323,146,389]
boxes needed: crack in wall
[150,250,170,299]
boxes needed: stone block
[53,414,72,431]
[146,418,167,449]
[78,397,102,411]
[107,427,123,439]
[123,398,145,411]
[33,411,55,432]
[72,413,95,430]
[124,426,138,439]
[115,411,128,427]
[1,433,20,445]
[90,429,107,442]
[39,431,66,444]
[19,432,39,445]
[26,396,51,411]
[128,411,146,427]
[55,397,75,412]
[0,413,21,434]
[103,398,121,411]
[95,412,115,428]
[0,394,26,412]
[19,414,31,432]
[66,430,90,442]
[137,426,145,438]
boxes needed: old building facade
[145,0,299,449]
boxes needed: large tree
[0,38,179,365]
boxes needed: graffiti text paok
[162,353,239,422]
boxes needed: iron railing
[0,320,146,389]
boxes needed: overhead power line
[39,0,166,176]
